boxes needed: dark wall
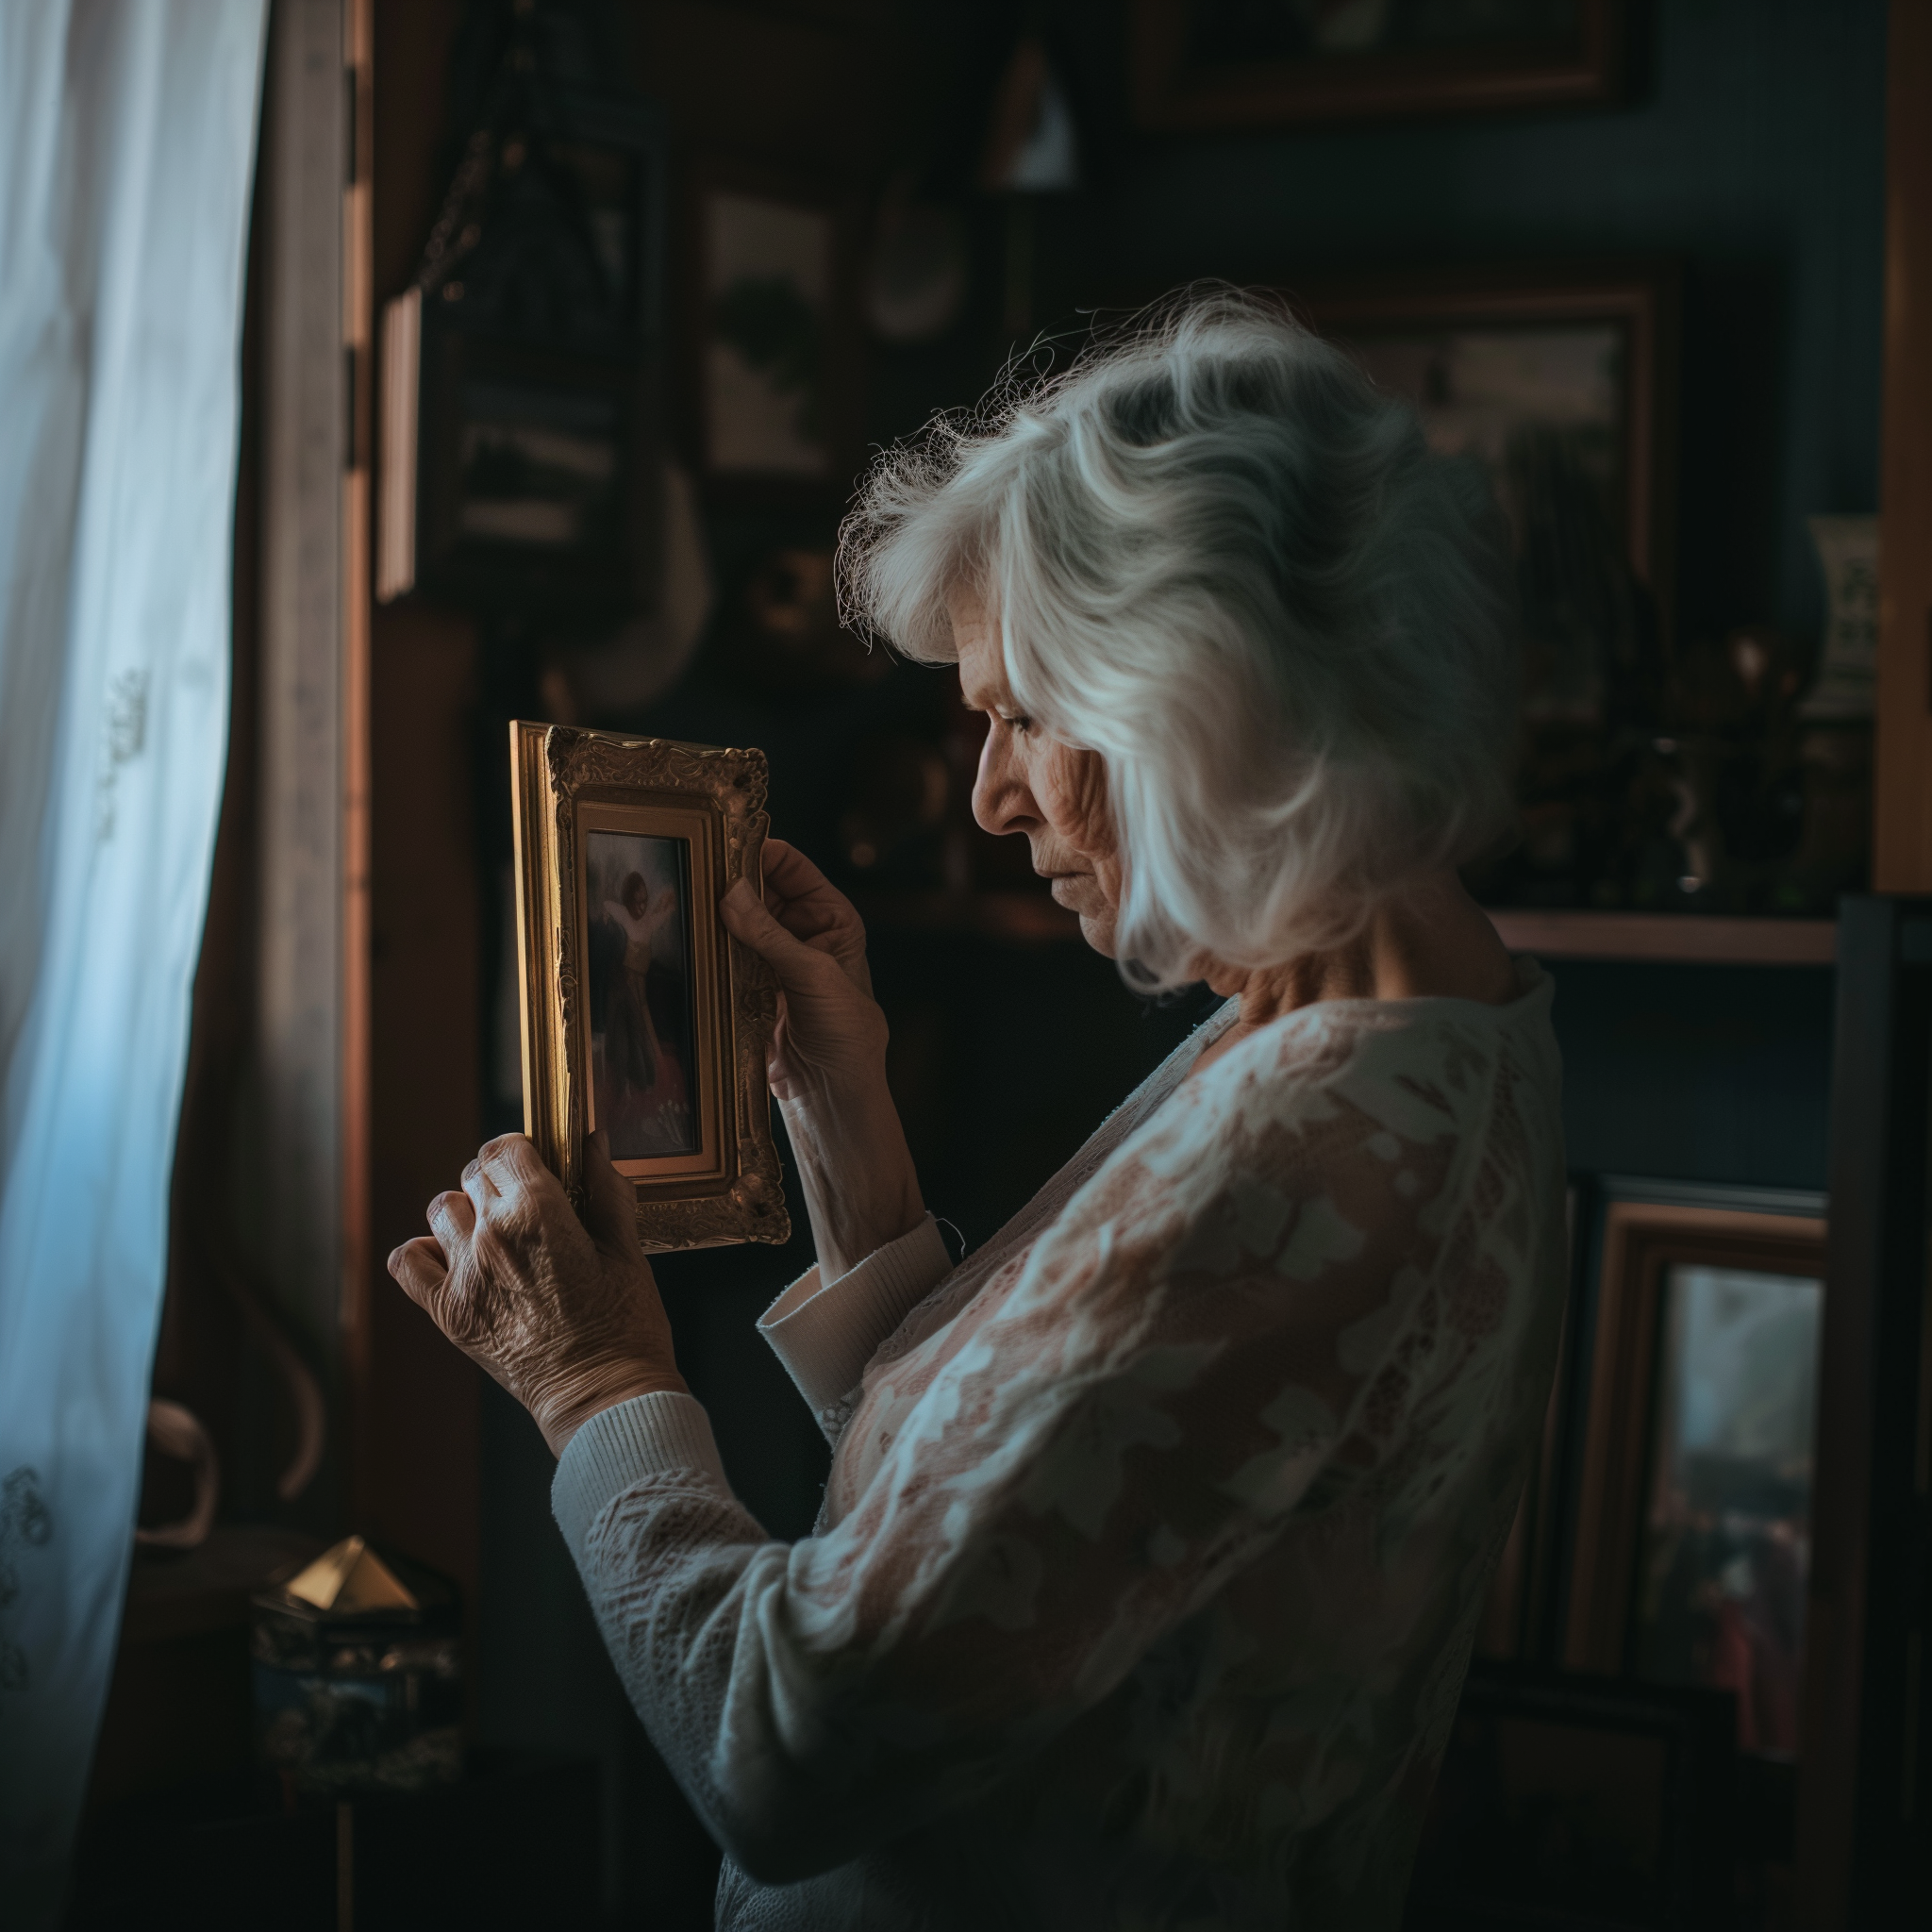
[1049,0,1886,645]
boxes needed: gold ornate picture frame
[510,722,789,1250]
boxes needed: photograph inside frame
[583,827,701,1164]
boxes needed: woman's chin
[1076,909,1119,958]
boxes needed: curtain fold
[0,4,267,1920]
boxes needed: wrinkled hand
[720,838,924,1283]
[719,838,884,1106]
[387,1132,684,1457]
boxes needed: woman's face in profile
[950,585,1123,958]
[625,878,648,919]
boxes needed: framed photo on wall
[510,722,789,1251]
[1291,264,1678,667]
[1565,1192,1827,1760]
[688,159,862,501]
[1130,0,1628,131]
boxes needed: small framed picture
[1565,1193,1826,1758]
[687,158,861,499]
[1408,1661,1735,1928]
[510,722,789,1250]
[1291,265,1678,665]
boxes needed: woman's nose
[972,729,1040,838]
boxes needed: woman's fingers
[759,837,837,906]
[582,1130,644,1266]
[428,1188,476,1250]
[721,878,832,990]
[388,1235,450,1307]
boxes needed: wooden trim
[1129,0,1626,131]
[1794,896,1932,1924]
[1564,1204,1827,1674]
[1487,910,1837,965]
[342,0,374,1512]
[1875,1,1932,891]
[258,0,349,1519]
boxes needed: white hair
[838,289,1518,991]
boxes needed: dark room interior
[3,2,1929,1928]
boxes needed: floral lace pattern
[575,968,1567,1930]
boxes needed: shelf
[1486,910,1837,965]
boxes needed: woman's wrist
[777,1083,924,1283]
[531,1359,690,1459]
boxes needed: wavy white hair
[838,290,1518,991]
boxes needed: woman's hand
[387,1132,684,1457]
[720,838,883,1104]
[720,839,924,1282]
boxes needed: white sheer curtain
[0,4,266,1920]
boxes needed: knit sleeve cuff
[550,1390,731,1561]
[757,1215,954,1417]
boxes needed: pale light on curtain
[0,3,267,1921]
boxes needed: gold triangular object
[282,1535,418,1613]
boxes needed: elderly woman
[390,295,1566,1929]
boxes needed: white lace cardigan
[551,967,1568,1930]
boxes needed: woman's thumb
[582,1130,644,1263]
[720,879,820,989]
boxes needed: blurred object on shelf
[837,732,948,885]
[252,1539,461,1798]
[716,545,889,697]
[981,31,1082,347]
[980,34,1081,194]
[541,461,713,724]
[1471,614,1870,919]
[1799,515,1877,720]
[134,1401,220,1552]
[865,181,968,343]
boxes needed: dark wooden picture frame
[1130,0,1628,131]
[1565,1199,1828,1679]
[1407,1661,1736,1929]
[683,155,864,507]
[1287,262,1678,625]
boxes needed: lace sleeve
[559,1014,1537,1883]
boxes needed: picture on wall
[1295,270,1672,719]
[1564,1197,1827,1757]
[1131,0,1627,130]
[694,170,857,491]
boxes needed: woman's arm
[393,1021,1514,1882]
[551,1079,1452,1883]
[719,841,924,1282]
